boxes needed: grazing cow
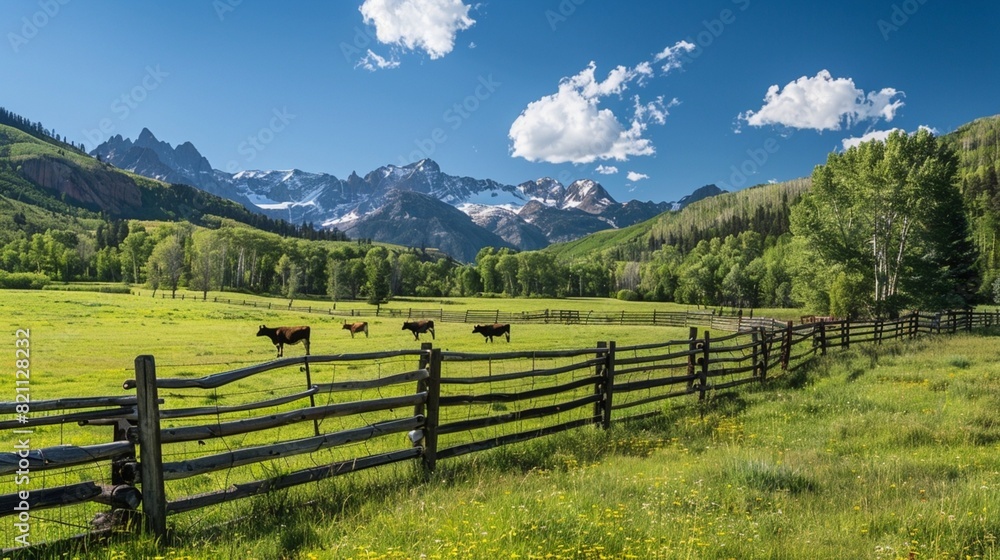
[256,325,310,357]
[401,319,435,340]
[472,323,511,343]
[342,321,369,338]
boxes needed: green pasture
[4,290,999,559]
[1,289,701,550]
[2,290,703,399]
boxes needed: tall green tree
[189,230,221,300]
[363,246,392,306]
[147,234,186,298]
[791,129,978,316]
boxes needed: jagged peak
[136,127,158,144]
[413,158,441,173]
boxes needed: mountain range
[92,130,724,261]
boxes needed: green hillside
[941,114,1000,291]
[548,177,811,263]
[546,116,1000,304]
[0,122,340,240]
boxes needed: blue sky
[2,0,998,203]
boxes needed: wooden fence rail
[4,309,999,552]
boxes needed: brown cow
[342,321,369,338]
[401,319,435,340]
[472,323,510,342]
[256,325,310,357]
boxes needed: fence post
[843,319,850,350]
[133,355,167,542]
[781,322,792,370]
[698,331,710,401]
[422,348,442,473]
[414,342,432,424]
[303,358,319,437]
[602,342,616,429]
[818,321,827,356]
[751,330,760,379]
[686,327,698,392]
[757,326,769,381]
[594,342,606,426]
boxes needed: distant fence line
[3,309,998,552]
[151,292,790,332]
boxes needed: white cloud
[360,0,474,61]
[508,86,654,164]
[918,124,940,135]
[841,128,902,150]
[653,41,696,73]
[595,165,619,175]
[509,41,691,165]
[739,70,904,131]
[356,49,401,71]
[626,171,650,182]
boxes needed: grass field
[3,290,1000,559]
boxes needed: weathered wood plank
[0,396,139,414]
[313,369,428,393]
[440,358,603,385]
[706,354,753,365]
[438,376,597,406]
[0,407,135,430]
[134,355,166,540]
[611,387,698,410]
[614,361,689,377]
[123,350,424,390]
[437,394,600,435]
[166,448,421,515]
[613,373,698,394]
[614,339,694,353]
[0,482,101,518]
[158,387,319,420]
[161,416,423,480]
[613,348,699,366]
[0,441,134,475]
[441,348,608,362]
[161,393,426,443]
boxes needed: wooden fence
[3,309,997,551]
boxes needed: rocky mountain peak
[92,128,725,260]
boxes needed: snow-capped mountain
[458,203,550,251]
[92,130,724,261]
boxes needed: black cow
[342,321,369,338]
[256,325,311,357]
[401,320,435,340]
[472,323,511,342]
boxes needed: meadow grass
[3,291,999,559]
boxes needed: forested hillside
[549,178,809,263]
[943,115,1000,294]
